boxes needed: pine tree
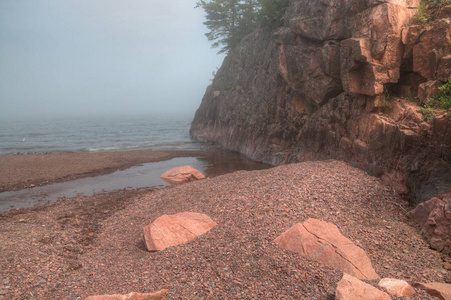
[196,0,289,54]
[196,0,258,54]
[258,0,290,29]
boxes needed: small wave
[86,146,121,152]
[86,143,154,152]
[0,115,200,155]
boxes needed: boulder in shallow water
[143,212,216,251]
[160,166,205,184]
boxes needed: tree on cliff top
[196,0,289,54]
[257,0,290,29]
[196,0,259,54]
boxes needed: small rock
[378,278,415,298]
[336,273,391,300]
[85,289,168,300]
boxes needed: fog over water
[0,0,225,120]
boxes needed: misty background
[0,0,225,121]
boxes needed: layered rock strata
[191,0,451,205]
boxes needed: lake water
[0,114,204,155]
[0,114,272,212]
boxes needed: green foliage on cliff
[257,0,290,29]
[413,0,429,24]
[413,0,450,24]
[196,0,259,54]
[420,80,451,121]
[430,80,451,110]
[196,0,289,53]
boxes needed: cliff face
[191,0,451,206]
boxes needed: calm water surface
[0,114,202,155]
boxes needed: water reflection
[200,150,270,177]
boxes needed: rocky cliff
[191,0,451,206]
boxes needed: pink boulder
[85,290,168,300]
[274,218,379,280]
[336,274,391,300]
[160,166,205,184]
[413,282,451,300]
[378,278,415,298]
[143,212,216,252]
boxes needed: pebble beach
[0,157,448,299]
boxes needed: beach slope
[0,160,447,299]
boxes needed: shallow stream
[0,151,271,212]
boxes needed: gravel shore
[0,160,448,299]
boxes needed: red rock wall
[191,0,451,206]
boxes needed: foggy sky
[0,0,225,120]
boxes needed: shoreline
[0,160,446,299]
[0,148,271,214]
[0,149,214,193]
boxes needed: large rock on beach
[160,166,205,184]
[274,219,379,280]
[407,192,451,253]
[274,218,379,280]
[143,212,216,252]
[85,290,168,300]
[336,273,391,300]
[378,278,416,298]
[413,282,451,300]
